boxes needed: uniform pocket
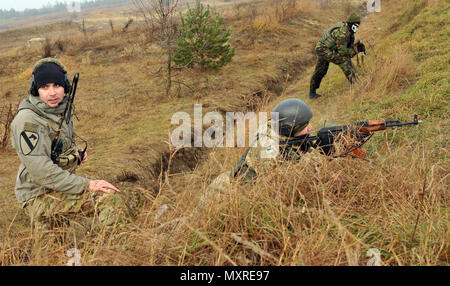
[18,166,32,184]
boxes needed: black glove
[357,41,366,53]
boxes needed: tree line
[0,0,132,20]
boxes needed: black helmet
[272,98,312,138]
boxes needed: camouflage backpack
[318,21,347,51]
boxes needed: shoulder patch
[19,130,40,155]
[23,122,39,133]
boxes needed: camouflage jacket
[11,95,88,204]
[316,21,357,60]
[205,122,318,193]
[230,121,312,182]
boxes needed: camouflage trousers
[22,189,141,232]
[310,48,356,90]
[195,172,233,214]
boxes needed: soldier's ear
[31,58,72,94]
[29,75,37,96]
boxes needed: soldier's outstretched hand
[89,180,120,194]
[81,151,88,163]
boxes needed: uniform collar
[28,95,68,116]
[19,95,69,123]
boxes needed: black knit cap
[33,62,67,90]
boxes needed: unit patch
[20,131,39,155]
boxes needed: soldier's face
[38,83,65,107]
[294,123,313,137]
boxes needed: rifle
[281,115,422,159]
[353,39,366,66]
[51,72,87,165]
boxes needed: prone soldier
[204,98,316,195]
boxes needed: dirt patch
[241,53,316,112]
[115,145,205,195]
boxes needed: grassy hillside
[0,0,447,265]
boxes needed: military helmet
[272,98,313,138]
[29,57,71,96]
[347,12,361,23]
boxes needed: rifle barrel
[66,73,79,124]
[386,120,422,128]
[281,135,318,145]
[384,119,401,124]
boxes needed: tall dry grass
[0,0,447,266]
[356,45,418,96]
[244,0,317,35]
[154,140,447,266]
[3,140,445,266]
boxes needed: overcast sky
[0,0,62,11]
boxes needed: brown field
[0,0,448,266]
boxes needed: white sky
[0,0,63,11]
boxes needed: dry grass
[3,143,445,266]
[357,45,418,95]
[0,0,447,266]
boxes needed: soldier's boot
[309,86,323,99]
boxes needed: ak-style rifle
[281,115,422,159]
[51,72,87,164]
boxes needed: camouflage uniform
[11,74,138,231]
[11,95,88,203]
[310,21,357,90]
[201,122,277,206]
[205,120,309,193]
[22,187,131,231]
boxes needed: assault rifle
[51,72,87,165]
[281,115,422,159]
[353,39,366,66]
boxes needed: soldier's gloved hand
[357,42,366,53]
[89,180,120,194]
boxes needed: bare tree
[133,0,179,97]
[82,18,87,38]
[0,103,17,150]
[109,19,115,35]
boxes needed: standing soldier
[11,58,140,232]
[309,12,366,99]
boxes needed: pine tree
[174,0,235,70]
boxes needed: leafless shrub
[122,19,134,33]
[109,19,115,35]
[53,39,65,52]
[0,103,18,150]
[42,39,54,58]
[82,18,87,38]
[273,0,297,22]
[133,0,180,96]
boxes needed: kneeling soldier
[11,58,140,232]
